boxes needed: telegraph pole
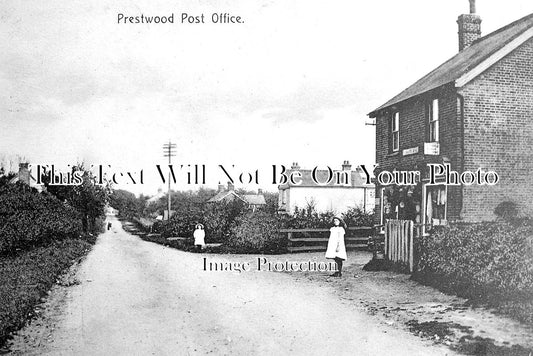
[163,141,176,220]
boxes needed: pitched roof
[146,191,166,204]
[9,173,44,192]
[369,13,533,117]
[279,169,371,189]
[242,194,266,205]
[207,190,244,203]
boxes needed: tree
[109,189,146,219]
[44,164,108,233]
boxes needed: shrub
[413,220,533,324]
[156,200,246,243]
[203,200,246,242]
[227,212,287,254]
[342,207,374,227]
[0,184,82,254]
[279,207,336,229]
[494,201,519,221]
[280,205,374,229]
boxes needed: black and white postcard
[1,1,533,355]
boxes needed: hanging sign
[424,142,440,155]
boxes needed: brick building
[368,4,533,226]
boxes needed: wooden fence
[279,227,373,253]
[384,220,415,272]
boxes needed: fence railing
[279,227,373,253]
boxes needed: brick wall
[459,37,533,221]
[373,84,462,223]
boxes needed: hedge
[413,220,533,324]
[280,206,373,229]
[0,185,82,254]
[227,212,287,254]
[149,205,373,254]
[154,200,246,243]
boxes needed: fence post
[404,221,409,263]
[385,222,389,260]
[409,221,414,273]
[392,221,395,262]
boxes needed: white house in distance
[278,161,374,214]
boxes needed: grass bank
[0,237,95,348]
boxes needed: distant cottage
[277,161,374,214]
[146,188,166,206]
[9,163,44,193]
[207,182,266,211]
[368,2,533,227]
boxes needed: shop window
[381,185,422,225]
[424,185,447,227]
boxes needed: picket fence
[384,220,415,272]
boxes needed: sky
[2,0,533,195]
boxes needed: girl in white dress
[193,223,206,251]
[325,217,347,277]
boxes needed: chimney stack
[457,0,481,51]
[341,160,352,171]
[227,182,234,191]
[218,184,225,192]
[18,163,30,185]
[291,162,300,170]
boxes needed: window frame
[390,111,400,152]
[427,98,439,142]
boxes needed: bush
[156,200,246,243]
[494,201,520,221]
[0,184,82,254]
[413,220,533,324]
[228,212,287,254]
[342,207,374,227]
[279,207,336,229]
[280,205,373,229]
[0,238,93,347]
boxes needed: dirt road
[9,217,456,355]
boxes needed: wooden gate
[385,220,414,272]
[280,227,373,253]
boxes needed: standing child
[193,223,206,251]
[325,216,347,277]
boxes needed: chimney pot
[469,0,476,14]
[342,160,352,171]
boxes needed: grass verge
[0,238,94,348]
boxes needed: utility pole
[163,141,176,220]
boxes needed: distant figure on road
[107,222,112,230]
[325,216,347,277]
[193,223,206,251]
